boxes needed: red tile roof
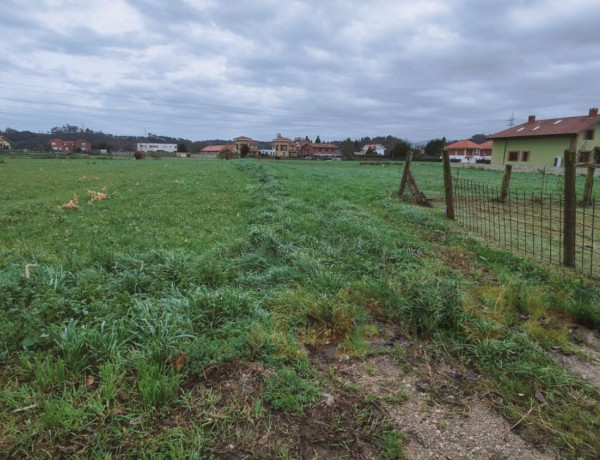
[489,112,600,139]
[445,140,481,150]
[479,141,493,149]
[272,137,291,142]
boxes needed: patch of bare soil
[179,361,384,459]
[554,325,600,389]
[310,336,556,460]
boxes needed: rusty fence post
[442,149,455,220]
[398,150,413,198]
[563,149,577,267]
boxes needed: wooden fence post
[498,164,512,203]
[442,149,455,220]
[563,149,577,267]
[582,166,595,207]
[398,151,413,198]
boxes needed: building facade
[196,145,238,159]
[233,136,259,156]
[359,143,386,156]
[445,140,492,163]
[299,142,341,158]
[0,135,11,150]
[137,143,177,153]
[489,109,600,167]
[49,138,91,152]
[271,136,296,158]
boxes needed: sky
[1,0,599,143]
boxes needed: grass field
[1,158,600,457]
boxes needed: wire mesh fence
[454,178,599,278]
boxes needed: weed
[136,360,180,408]
[379,430,407,459]
[263,367,320,414]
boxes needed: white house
[137,143,177,153]
[359,143,386,156]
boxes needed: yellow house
[271,136,297,158]
[489,108,600,167]
[234,136,259,157]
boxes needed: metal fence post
[563,149,577,267]
[442,149,455,220]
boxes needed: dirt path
[312,344,556,459]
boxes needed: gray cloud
[1,0,599,141]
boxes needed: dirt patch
[392,392,554,459]
[554,326,600,389]
[311,340,556,460]
[177,361,386,458]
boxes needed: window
[520,151,530,162]
[508,151,519,161]
[579,151,592,163]
[585,129,595,140]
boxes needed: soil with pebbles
[310,332,558,460]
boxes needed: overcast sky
[1,0,599,142]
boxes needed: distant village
[1,108,599,168]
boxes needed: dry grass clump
[87,187,108,204]
[60,194,79,210]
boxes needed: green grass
[1,157,600,457]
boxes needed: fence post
[582,166,595,207]
[398,150,413,198]
[442,149,455,220]
[563,149,577,267]
[498,164,512,203]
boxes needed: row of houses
[180,136,344,159]
[186,107,600,166]
[3,108,599,167]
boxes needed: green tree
[315,135,321,143]
[469,133,488,144]
[389,139,412,160]
[240,144,250,158]
[340,138,355,159]
[177,143,188,153]
[424,138,446,157]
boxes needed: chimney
[528,115,536,123]
[589,108,598,116]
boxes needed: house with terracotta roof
[271,136,297,158]
[197,144,237,159]
[489,108,600,166]
[234,136,259,157]
[359,144,386,156]
[49,138,92,152]
[445,140,492,163]
[0,135,11,150]
[299,142,341,158]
